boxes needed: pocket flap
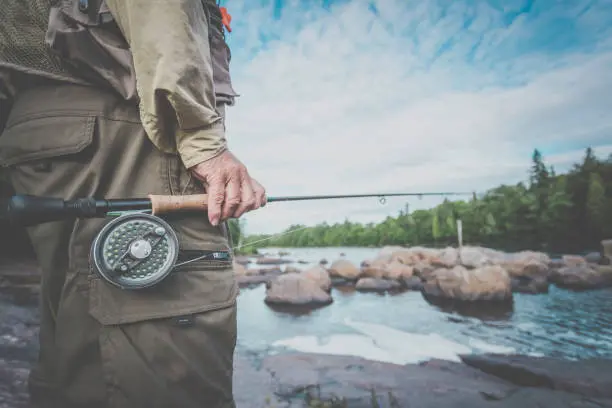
[0,115,95,167]
[88,261,238,325]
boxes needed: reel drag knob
[90,213,179,290]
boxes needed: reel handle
[148,194,209,215]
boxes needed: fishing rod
[0,191,473,290]
[1,191,473,227]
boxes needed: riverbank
[1,292,611,408]
[2,246,612,407]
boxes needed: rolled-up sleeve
[105,0,226,168]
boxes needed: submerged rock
[355,278,402,293]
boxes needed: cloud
[217,0,612,235]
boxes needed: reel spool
[90,212,180,290]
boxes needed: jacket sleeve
[105,0,226,169]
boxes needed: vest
[0,0,238,109]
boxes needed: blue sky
[216,0,612,235]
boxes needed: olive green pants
[0,84,238,408]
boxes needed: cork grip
[148,194,209,215]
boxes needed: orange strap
[220,7,232,32]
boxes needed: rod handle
[148,194,209,214]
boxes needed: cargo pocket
[88,258,238,325]
[47,0,137,100]
[0,114,96,192]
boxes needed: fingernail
[211,217,218,226]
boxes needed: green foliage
[237,147,612,253]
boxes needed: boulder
[301,265,331,292]
[423,265,512,303]
[584,251,602,264]
[264,274,333,307]
[256,257,293,265]
[328,259,361,280]
[561,255,587,267]
[550,265,612,290]
[501,260,550,294]
[355,278,402,292]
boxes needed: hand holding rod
[1,191,474,227]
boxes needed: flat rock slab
[248,353,612,407]
[461,354,612,399]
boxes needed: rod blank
[1,191,474,227]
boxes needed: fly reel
[90,212,180,290]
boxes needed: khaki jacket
[0,0,238,168]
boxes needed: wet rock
[550,265,612,290]
[297,260,309,264]
[255,353,612,408]
[234,256,252,266]
[318,258,328,265]
[360,258,387,279]
[237,275,275,288]
[300,266,331,292]
[584,252,603,264]
[401,276,424,290]
[562,255,587,267]
[355,278,401,292]
[328,259,361,280]
[284,266,302,274]
[460,354,612,399]
[256,257,293,265]
[264,274,333,308]
[413,262,436,280]
[502,260,550,294]
[511,276,549,294]
[423,265,513,303]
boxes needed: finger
[207,177,226,226]
[252,179,267,207]
[221,175,241,221]
[234,179,257,218]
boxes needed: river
[235,246,612,364]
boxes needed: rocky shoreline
[1,242,612,407]
[233,241,612,312]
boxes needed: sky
[217,0,612,235]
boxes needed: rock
[561,255,587,267]
[376,245,406,261]
[264,274,333,308]
[256,257,293,265]
[433,247,460,268]
[284,266,302,274]
[360,258,387,279]
[460,354,612,399]
[413,262,436,280]
[234,256,252,265]
[502,260,550,294]
[319,258,328,265]
[550,265,612,290]
[511,276,549,294]
[510,250,551,266]
[256,353,612,408]
[236,275,275,288]
[355,278,402,292]
[297,260,309,264]
[301,265,331,292]
[390,246,441,265]
[423,265,513,303]
[401,276,424,290]
[584,251,602,264]
[383,260,414,280]
[328,259,361,280]
[458,246,496,269]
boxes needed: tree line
[234,147,612,254]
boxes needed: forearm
[105,0,226,167]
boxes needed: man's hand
[190,150,266,226]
